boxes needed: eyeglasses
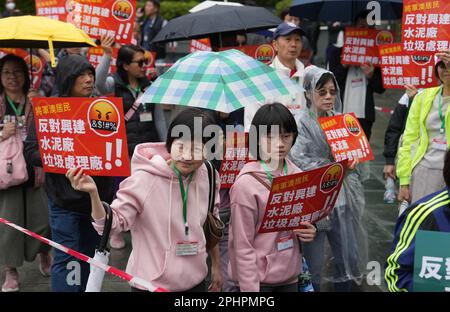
[1,70,24,78]
[315,89,337,97]
[130,59,148,67]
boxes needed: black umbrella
[290,0,403,22]
[152,5,282,44]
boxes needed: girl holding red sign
[96,35,167,250]
[228,103,317,292]
[289,66,366,292]
[66,108,222,292]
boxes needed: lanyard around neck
[127,84,141,95]
[438,87,446,134]
[171,162,193,236]
[260,160,288,185]
[6,95,24,117]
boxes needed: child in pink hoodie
[228,103,317,292]
[66,108,222,292]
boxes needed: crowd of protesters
[1,2,450,294]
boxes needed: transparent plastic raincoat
[289,66,368,290]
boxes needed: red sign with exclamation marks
[318,113,374,164]
[31,97,130,177]
[379,43,439,89]
[36,0,137,45]
[258,161,347,234]
[402,0,450,55]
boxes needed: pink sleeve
[92,172,153,235]
[229,176,260,292]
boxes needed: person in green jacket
[397,50,450,204]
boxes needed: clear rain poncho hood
[289,66,368,286]
[303,65,342,115]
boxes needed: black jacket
[112,73,160,157]
[383,101,411,165]
[24,55,114,215]
[328,45,385,123]
[141,15,166,59]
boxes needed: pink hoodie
[228,159,302,292]
[93,142,220,291]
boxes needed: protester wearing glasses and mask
[96,36,167,249]
[289,66,368,291]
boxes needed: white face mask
[6,2,15,10]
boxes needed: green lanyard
[171,163,193,236]
[260,160,288,185]
[6,95,24,117]
[127,85,141,95]
[438,88,446,134]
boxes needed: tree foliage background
[1,0,291,19]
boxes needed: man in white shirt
[244,22,306,129]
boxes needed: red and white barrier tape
[0,217,168,292]
[375,106,394,114]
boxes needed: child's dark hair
[250,103,298,160]
[166,107,216,152]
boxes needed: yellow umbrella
[0,15,96,67]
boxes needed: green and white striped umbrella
[139,49,302,113]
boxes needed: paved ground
[1,89,405,292]
[320,89,403,292]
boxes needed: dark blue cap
[273,22,305,40]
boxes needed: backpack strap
[204,161,216,213]
[244,172,271,191]
[124,92,145,122]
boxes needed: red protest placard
[32,97,130,176]
[36,0,136,44]
[0,49,45,90]
[87,47,118,72]
[190,38,212,53]
[341,27,394,67]
[258,162,346,234]
[402,0,450,55]
[379,43,439,89]
[219,132,249,189]
[219,44,276,65]
[35,0,66,20]
[318,113,374,163]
